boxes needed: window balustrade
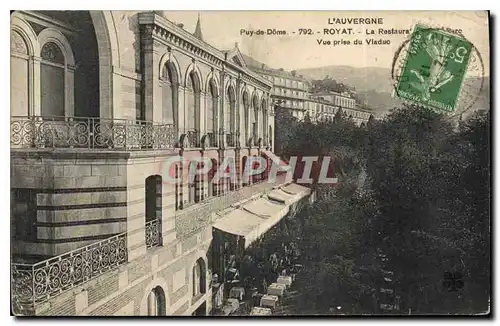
[145,219,162,249]
[186,130,201,148]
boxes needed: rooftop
[241,53,309,82]
[310,91,353,98]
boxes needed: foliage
[275,105,490,314]
[310,76,355,95]
[274,107,299,156]
[364,106,490,313]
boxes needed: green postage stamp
[395,24,474,112]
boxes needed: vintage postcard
[10,10,490,316]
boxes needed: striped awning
[213,183,311,248]
[267,188,296,205]
[281,183,311,197]
[213,197,289,248]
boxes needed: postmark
[392,24,484,116]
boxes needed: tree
[274,107,299,156]
[364,105,490,314]
[273,104,490,315]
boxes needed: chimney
[291,70,296,76]
[261,63,265,69]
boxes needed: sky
[163,11,490,73]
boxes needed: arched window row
[147,286,167,316]
[157,58,271,147]
[193,258,207,298]
[10,23,75,118]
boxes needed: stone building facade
[241,55,371,126]
[10,10,308,316]
[304,97,372,126]
[241,59,311,121]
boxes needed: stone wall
[11,151,129,257]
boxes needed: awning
[213,197,289,248]
[267,188,297,205]
[243,197,288,217]
[281,183,311,197]
[268,183,311,205]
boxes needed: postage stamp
[394,24,483,113]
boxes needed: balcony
[11,216,164,314]
[175,173,288,238]
[10,116,176,150]
[11,232,128,313]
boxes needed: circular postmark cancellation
[391,23,485,116]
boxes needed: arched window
[206,79,218,145]
[147,286,166,316]
[242,92,250,145]
[10,30,29,116]
[252,95,259,145]
[207,159,218,197]
[193,258,206,297]
[145,175,162,248]
[194,161,203,203]
[260,99,267,143]
[225,86,236,132]
[40,42,65,117]
[225,86,236,147]
[174,164,181,210]
[188,161,197,204]
[186,70,201,132]
[161,61,179,126]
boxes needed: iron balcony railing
[10,116,177,150]
[11,233,128,312]
[145,219,161,248]
[11,219,162,313]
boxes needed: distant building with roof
[241,54,311,121]
[241,54,371,126]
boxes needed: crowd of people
[224,219,302,296]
